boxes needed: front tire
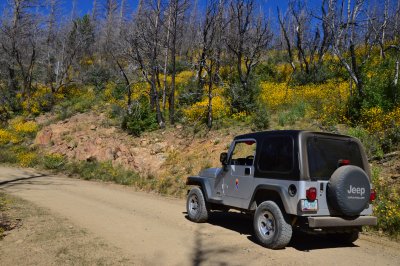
[253,201,292,249]
[187,187,209,223]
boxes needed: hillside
[32,108,397,195]
[33,111,267,196]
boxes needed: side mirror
[220,152,228,165]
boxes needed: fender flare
[186,176,212,201]
[249,184,290,213]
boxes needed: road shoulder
[0,192,134,265]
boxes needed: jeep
[186,130,377,249]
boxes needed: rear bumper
[308,216,377,228]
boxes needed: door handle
[245,168,251,175]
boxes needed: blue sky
[0,1,385,23]
[0,0,294,18]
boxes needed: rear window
[307,137,364,180]
[258,136,294,173]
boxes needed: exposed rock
[105,127,117,134]
[119,145,129,154]
[34,128,53,146]
[140,139,148,147]
[130,148,140,155]
[152,142,167,154]
[86,156,97,162]
[67,141,77,149]
[155,153,167,163]
[35,112,182,176]
[104,148,115,161]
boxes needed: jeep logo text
[347,185,365,197]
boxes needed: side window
[230,141,256,166]
[258,136,294,173]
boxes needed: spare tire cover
[327,165,370,216]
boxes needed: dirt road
[1,166,400,265]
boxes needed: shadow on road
[0,172,62,191]
[191,226,231,266]
[186,211,357,253]
[287,231,357,251]
[0,173,47,186]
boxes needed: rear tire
[187,187,209,223]
[253,201,292,249]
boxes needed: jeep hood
[198,168,222,178]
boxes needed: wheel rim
[257,210,276,240]
[188,194,200,216]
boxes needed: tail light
[338,159,350,167]
[370,188,376,202]
[306,187,317,202]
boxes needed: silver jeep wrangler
[186,130,377,249]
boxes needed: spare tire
[327,165,370,216]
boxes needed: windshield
[307,137,364,181]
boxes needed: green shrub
[109,104,125,119]
[83,65,111,90]
[177,79,202,106]
[251,104,270,131]
[158,177,175,195]
[346,127,384,159]
[371,167,400,237]
[0,147,17,164]
[254,62,277,82]
[0,193,8,239]
[55,89,98,121]
[66,161,140,186]
[42,154,66,170]
[277,101,307,127]
[226,77,260,114]
[121,97,158,137]
[290,65,334,85]
[363,58,400,110]
[381,125,400,153]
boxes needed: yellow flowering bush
[21,84,64,115]
[275,64,293,81]
[63,85,96,102]
[375,198,400,235]
[361,107,386,133]
[104,82,127,109]
[80,57,94,66]
[175,70,194,86]
[159,70,194,88]
[17,152,37,167]
[259,82,288,109]
[0,129,20,144]
[131,82,149,100]
[232,111,247,121]
[11,119,38,135]
[372,167,400,236]
[260,80,350,125]
[361,106,400,134]
[387,107,400,126]
[0,117,38,146]
[183,96,229,122]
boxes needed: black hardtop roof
[234,130,353,142]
